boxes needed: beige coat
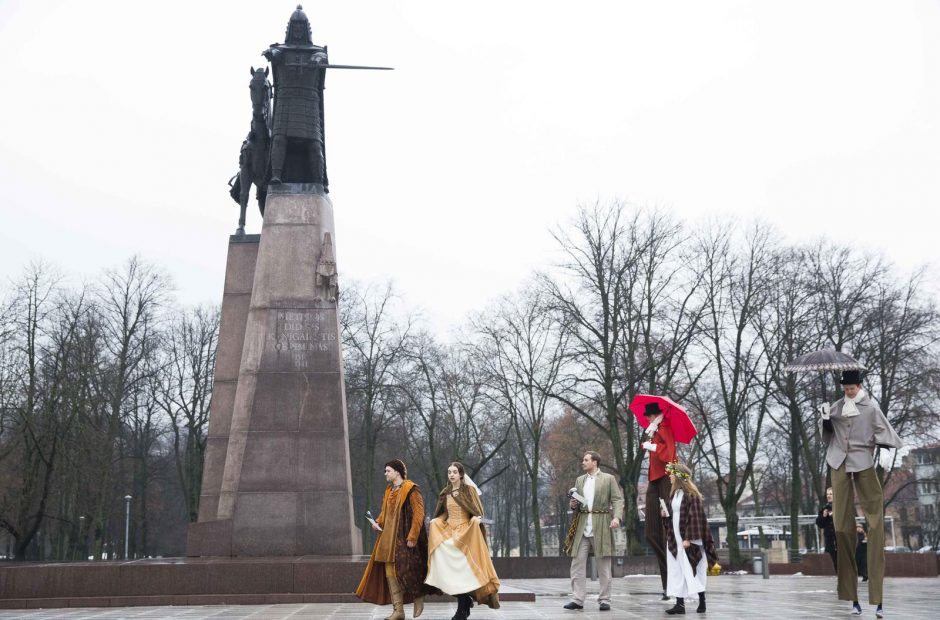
[823,393,902,472]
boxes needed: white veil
[463,473,482,496]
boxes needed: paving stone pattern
[2,575,937,619]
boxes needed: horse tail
[228,173,241,204]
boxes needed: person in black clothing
[816,486,837,571]
[855,522,869,582]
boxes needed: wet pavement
[1,574,935,619]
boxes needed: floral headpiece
[665,461,691,480]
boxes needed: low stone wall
[884,552,939,577]
[492,555,660,578]
[0,557,369,605]
[0,556,541,609]
[492,556,571,578]
[796,553,836,575]
[0,554,664,608]
[769,562,804,575]
[773,553,938,577]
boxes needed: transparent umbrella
[784,349,866,373]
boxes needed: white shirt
[583,472,597,537]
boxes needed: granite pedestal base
[188,187,360,558]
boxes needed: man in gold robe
[356,459,431,620]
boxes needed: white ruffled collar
[842,389,866,417]
[645,415,663,437]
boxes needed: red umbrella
[628,394,698,444]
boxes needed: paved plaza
[1,575,937,619]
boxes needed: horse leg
[238,165,251,234]
[257,186,267,218]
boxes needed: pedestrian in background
[815,486,837,571]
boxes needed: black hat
[385,459,407,479]
[839,370,863,385]
[643,402,663,417]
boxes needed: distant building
[911,443,940,548]
[882,467,920,548]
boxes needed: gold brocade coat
[355,480,434,605]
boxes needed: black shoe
[563,601,584,610]
[666,598,686,615]
[599,602,611,611]
[697,592,706,613]
[662,591,670,601]
[461,593,473,619]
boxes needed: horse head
[249,66,272,124]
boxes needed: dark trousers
[856,540,868,579]
[645,476,671,590]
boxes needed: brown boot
[486,592,500,609]
[413,595,425,618]
[385,577,405,620]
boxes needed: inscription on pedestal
[261,309,339,372]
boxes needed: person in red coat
[641,402,676,600]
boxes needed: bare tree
[754,245,825,558]
[0,263,89,559]
[541,202,705,552]
[471,285,566,555]
[539,202,642,545]
[855,269,940,473]
[87,256,171,559]
[396,334,509,493]
[157,305,219,523]
[124,362,167,557]
[615,210,705,551]
[341,281,415,550]
[691,221,772,564]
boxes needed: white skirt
[425,539,484,595]
[666,491,707,598]
[665,543,707,597]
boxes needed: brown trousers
[645,476,671,590]
[831,464,885,605]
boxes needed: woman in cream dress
[425,462,500,620]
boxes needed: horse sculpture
[228,67,272,235]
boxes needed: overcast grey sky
[1,1,937,332]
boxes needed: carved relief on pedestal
[315,232,338,302]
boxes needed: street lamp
[124,495,132,560]
[78,515,85,561]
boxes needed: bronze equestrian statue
[227,5,390,233]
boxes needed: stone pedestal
[188,186,360,557]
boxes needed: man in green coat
[563,451,625,612]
